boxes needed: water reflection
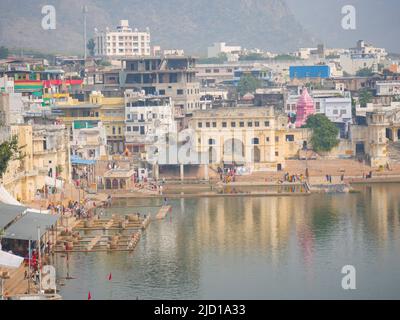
[58,184,400,300]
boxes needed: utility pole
[83,6,88,61]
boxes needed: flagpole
[28,239,31,294]
[37,227,42,294]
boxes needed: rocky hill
[0,0,314,55]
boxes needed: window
[275,136,279,142]
[209,139,216,145]
[266,137,270,142]
[255,121,260,127]
[286,135,295,142]
[159,89,166,95]
[265,121,270,127]
[212,122,217,128]
[206,122,210,128]
[239,122,245,128]
[222,122,227,128]
[112,127,116,134]
[198,122,203,128]
[275,151,279,156]
[127,126,132,132]
[177,89,184,95]
[231,122,236,128]
[333,110,339,115]
[251,138,259,145]
[248,122,253,127]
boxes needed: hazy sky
[286,0,400,53]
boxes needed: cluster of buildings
[1,22,400,202]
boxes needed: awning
[0,185,23,206]
[0,244,24,269]
[2,212,60,241]
[0,203,26,230]
[71,155,96,166]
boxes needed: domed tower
[295,87,315,128]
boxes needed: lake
[55,183,400,300]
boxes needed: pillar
[180,164,184,182]
[153,163,159,180]
[393,127,398,142]
[204,164,209,181]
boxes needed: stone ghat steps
[3,265,31,297]
[388,142,400,163]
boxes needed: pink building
[295,87,315,128]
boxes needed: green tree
[304,114,340,152]
[0,46,9,59]
[198,53,228,64]
[239,53,266,61]
[356,67,374,77]
[358,89,373,107]
[87,39,96,57]
[273,54,298,61]
[237,75,261,96]
[0,135,24,179]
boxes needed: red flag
[108,273,112,281]
[88,291,92,300]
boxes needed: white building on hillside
[94,20,151,57]
[207,42,242,60]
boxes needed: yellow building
[53,92,125,154]
[190,107,310,172]
[1,124,71,203]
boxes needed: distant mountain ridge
[0,0,314,55]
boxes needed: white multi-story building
[124,90,177,159]
[350,40,388,61]
[71,122,108,160]
[207,42,242,60]
[94,20,151,57]
[376,81,400,96]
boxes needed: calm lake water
[56,183,400,300]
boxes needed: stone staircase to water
[387,142,400,164]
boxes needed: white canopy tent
[0,244,24,269]
[0,185,50,214]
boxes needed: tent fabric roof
[0,249,24,269]
[0,203,26,230]
[2,212,59,241]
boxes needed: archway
[386,128,393,141]
[208,147,217,164]
[223,138,245,163]
[120,179,126,189]
[112,179,119,189]
[252,146,261,163]
[105,179,112,190]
